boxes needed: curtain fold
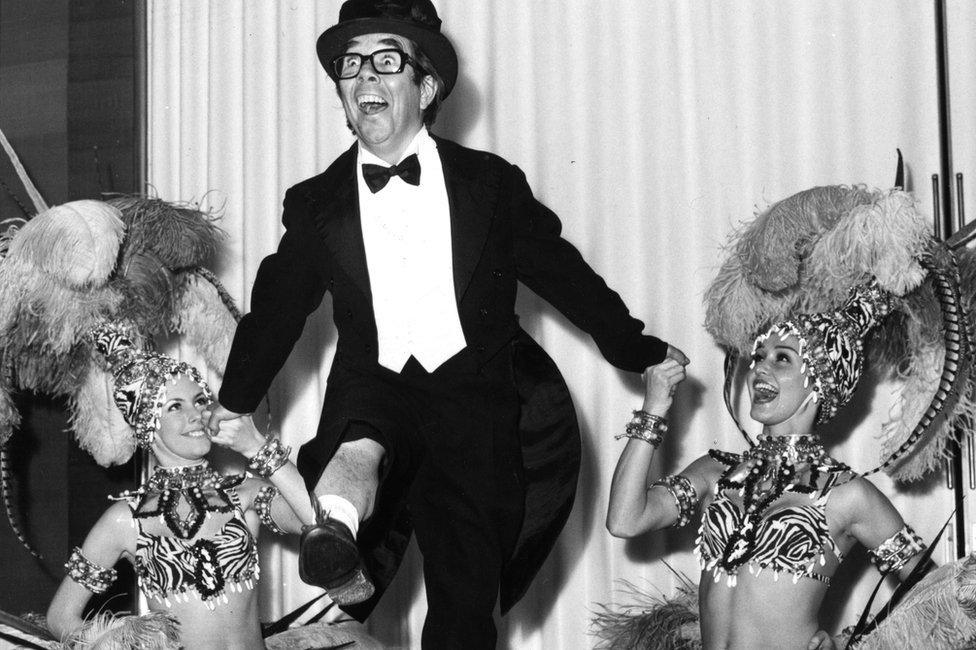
[147,1,970,646]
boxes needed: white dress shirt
[357,128,467,373]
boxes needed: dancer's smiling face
[153,375,213,464]
[747,332,817,427]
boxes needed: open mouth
[183,429,208,438]
[752,380,779,404]
[357,94,388,114]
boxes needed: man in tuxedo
[210,1,687,646]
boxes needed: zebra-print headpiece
[91,322,211,447]
[753,281,892,425]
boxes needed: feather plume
[591,573,701,650]
[69,364,136,467]
[804,189,928,305]
[172,272,239,377]
[0,203,124,394]
[856,554,976,650]
[108,195,221,269]
[3,201,123,288]
[61,611,181,649]
[0,276,121,395]
[112,251,179,337]
[737,185,876,293]
[705,184,974,480]
[704,245,797,353]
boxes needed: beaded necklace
[120,461,245,539]
[711,434,848,504]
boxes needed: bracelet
[614,410,668,447]
[651,475,699,528]
[254,485,286,535]
[246,438,291,478]
[66,547,117,594]
[868,524,926,574]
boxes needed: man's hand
[208,415,267,459]
[666,344,690,366]
[206,403,247,437]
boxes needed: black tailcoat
[219,135,667,616]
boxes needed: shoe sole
[298,526,375,605]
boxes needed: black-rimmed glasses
[331,48,418,79]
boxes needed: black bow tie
[362,153,421,193]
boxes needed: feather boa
[591,574,701,650]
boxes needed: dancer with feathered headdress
[42,323,316,649]
[599,185,976,649]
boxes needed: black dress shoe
[299,516,374,606]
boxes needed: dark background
[0,0,139,616]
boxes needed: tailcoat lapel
[436,136,502,303]
[305,144,374,304]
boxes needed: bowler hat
[317,0,458,98]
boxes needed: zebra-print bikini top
[696,439,851,587]
[117,464,259,609]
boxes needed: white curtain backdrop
[146,1,975,647]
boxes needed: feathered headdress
[90,322,211,448]
[0,126,242,555]
[704,185,975,480]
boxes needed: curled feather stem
[192,267,242,322]
[1,445,41,558]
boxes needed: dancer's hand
[208,414,266,459]
[642,358,686,415]
[806,630,837,650]
[206,403,246,436]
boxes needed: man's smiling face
[338,33,434,163]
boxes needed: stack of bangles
[247,438,291,478]
[615,410,668,447]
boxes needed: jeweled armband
[247,438,291,478]
[255,485,285,535]
[651,474,699,528]
[615,410,669,447]
[868,524,926,574]
[65,547,117,594]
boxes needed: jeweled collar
[745,434,834,466]
[710,434,850,502]
[115,461,247,539]
[145,461,222,492]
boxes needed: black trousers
[299,349,526,649]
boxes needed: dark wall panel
[0,0,138,616]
